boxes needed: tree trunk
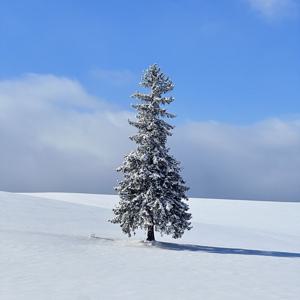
[146,225,155,241]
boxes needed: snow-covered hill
[1,191,299,300]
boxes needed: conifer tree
[111,64,192,241]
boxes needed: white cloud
[0,74,133,193]
[0,74,300,201]
[246,0,298,19]
[90,69,136,87]
[172,119,300,201]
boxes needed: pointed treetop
[140,64,174,96]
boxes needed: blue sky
[1,0,300,200]
[1,0,299,124]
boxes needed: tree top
[140,64,174,96]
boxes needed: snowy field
[1,191,300,300]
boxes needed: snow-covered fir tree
[111,64,192,241]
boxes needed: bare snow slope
[1,191,300,300]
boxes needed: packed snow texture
[1,191,299,300]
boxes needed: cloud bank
[172,120,300,201]
[0,74,299,201]
[0,74,133,194]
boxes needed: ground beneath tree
[1,191,300,300]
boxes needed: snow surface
[1,191,300,299]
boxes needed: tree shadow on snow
[153,241,300,258]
